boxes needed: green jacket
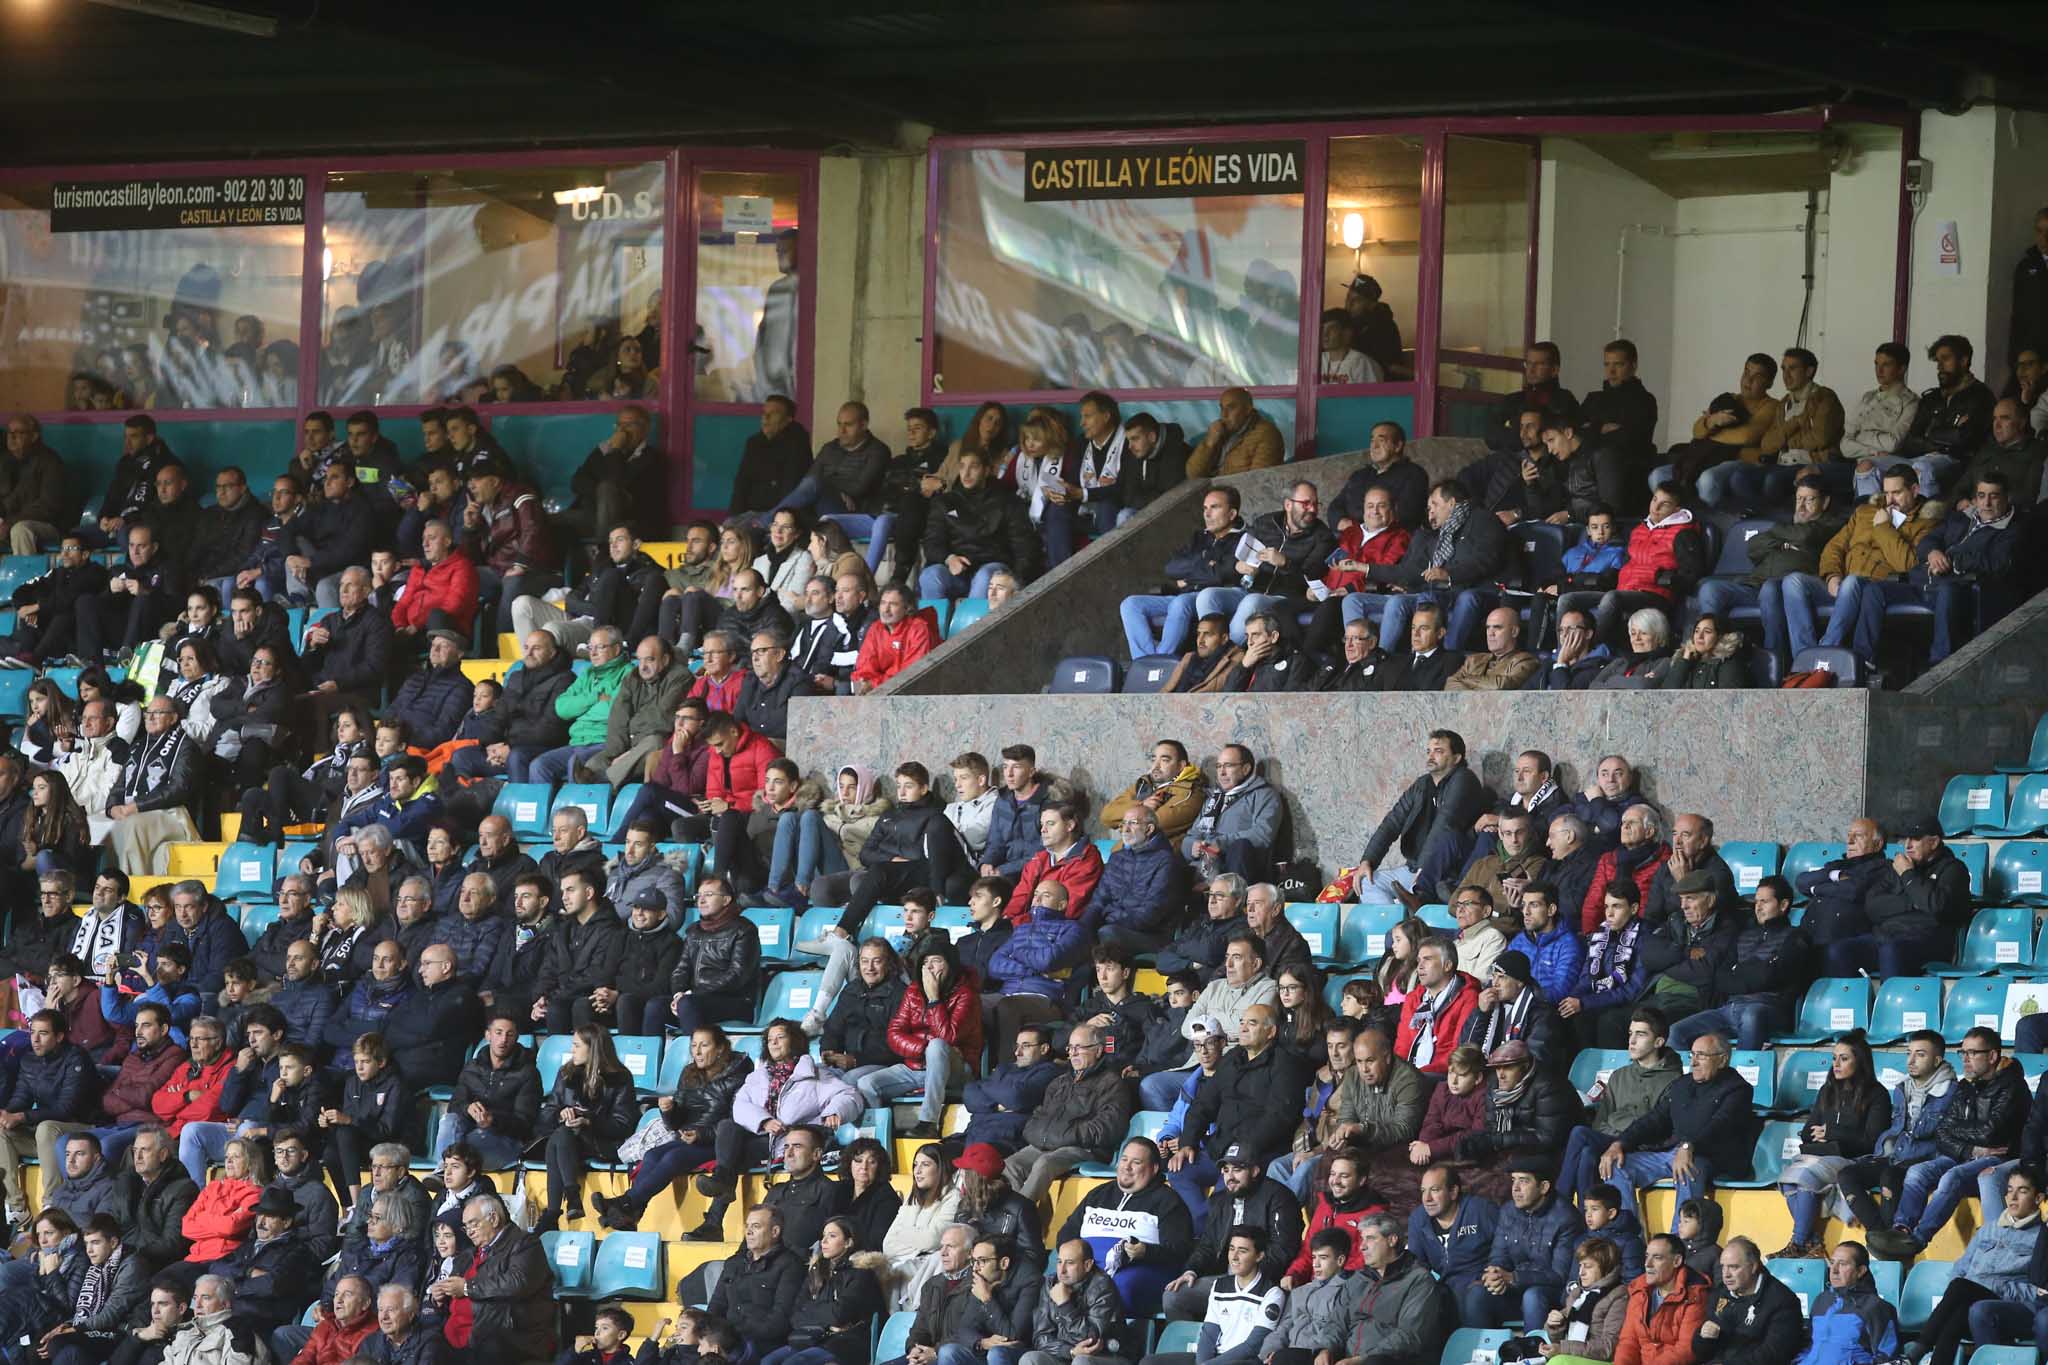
[553,655,633,747]
[1591,1047,1681,1134]
[602,664,693,763]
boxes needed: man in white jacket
[55,699,127,845]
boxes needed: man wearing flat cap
[1636,869,1741,1024]
[384,625,472,748]
[1458,952,1561,1065]
[1668,874,1812,1053]
[210,1184,320,1338]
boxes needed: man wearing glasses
[430,1192,554,1363]
[1193,479,1336,647]
[1004,1026,1133,1201]
[1595,1030,1755,1231]
[106,700,198,876]
[1867,1025,2028,1260]
[1536,608,1610,690]
[191,466,267,607]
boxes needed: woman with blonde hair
[316,886,383,987]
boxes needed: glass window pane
[1439,135,1534,363]
[933,147,1304,394]
[0,181,303,412]
[1324,136,1422,382]
[693,170,802,404]
[319,160,665,406]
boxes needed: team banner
[1025,141,1306,202]
[50,173,309,232]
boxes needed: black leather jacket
[535,1068,640,1161]
[1935,1059,2030,1161]
[671,914,762,998]
[665,1053,754,1134]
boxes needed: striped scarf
[1427,500,1471,571]
[73,1247,120,1324]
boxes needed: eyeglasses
[1961,1046,1997,1056]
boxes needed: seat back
[1440,1328,1515,1365]
[603,784,645,841]
[1566,1049,1632,1099]
[1959,907,2036,971]
[1790,646,1864,684]
[1284,903,1341,961]
[757,970,826,1026]
[1712,519,1774,576]
[1868,978,1939,1042]
[492,783,555,839]
[744,907,795,961]
[1898,1259,1953,1331]
[612,1036,662,1090]
[0,673,31,720]
[1515,523,1567,589]
[591,1231,664,1298]
[1155,1323,1202,1355]
[1793,978,1871,1037]
[947,599,990,636]
[1939,773,2006,836]
[1322,973,1368,1013]
[1765,1257,1828,1314]
[1338,904,1403,964]
[918,599,957,638]
[239,902,283,940]
[534,1035,576,1092]
[214,843,276,902]
[541,1230,595,1293]
[1956,841,1989,898]
[1781,842,1847,897]
[552,783,611,834]
[1123,654,1179,693]
[1048,656,1116,694]
[2002,777,2048,837]
[1717,841,1779,896]
[1991,843,2048,906]
[876,1313,916,1363]
[1773,1050,1835,1109]
[794,906,842,960]
[2006,714,2048,774]
[861,906,909,951]
[657,1035,694,1094]
[1941,976,2012,1041]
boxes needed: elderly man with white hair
[428,1194,554,1364]
[163,1275,271,1365]
[367,1282,438,1365]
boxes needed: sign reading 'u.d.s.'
[1024,141,1306,202]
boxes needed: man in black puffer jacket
[657,876,762,1036]
[1869,1025,2028,1258]
[450,630,574,781]
[829,765,972,934]
[381,943,484,1086]
[1170,1004,1310,1220]
[579,889,681,1033]
[1690,1238,1804,1365]
[1601,1032,1755,1229]
[819,941,906,1076]
[385,630,473,749]
[919,447,1042,598]
[709,1205,804,1360]
[533,866,626,1036]
[436,1016,542,1172]
[1864,819,1974,980]
[1671,875,1811,1053]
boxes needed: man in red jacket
[850,584,940,693]
[674,712,783,896]
[858,936,982,1139]
[1393,940,1479,1075]
[148,1015,232,1137]
[389,518,480,643]
[1003,801,1104,926]
[88,1000,186,1167]
[1579,803,1672,934]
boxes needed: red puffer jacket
[149,1051,235,1133]
[703,723,782,811]
[851,607,941,689]
[391,547,481,633]
[1002,842,1106,926]
[885,975,983,1075]
[1321,523,1413,593]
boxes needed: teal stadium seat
[739,970,826,1032]
[1867,978,1941,1043]
[1782,842,1846,898]
[542,1230,596,1295]
[1078,1111,1170,1178]
[947,599,990,635]
[1772,1050,1835,1114]
[1939,774,2007,836]
[1898,1259,1951,1331]
[1779,978,1871,1043]
[1990,778,2048,837]
[493,784,555,839]
[1440,1330,1514,1365]
[214,843,276,901]
[918,600,956,638]
[613,1035,662,1092]
[1941,977,2011,1042]
[1990,843,2048,907]
[1999,715,2048,774]
[552,783,611,833]
[1154,1323,1202,1355]
[1766,1257,1827,1313]
[239,902,282,939]
[1567,1050,1632,1100]
[535,1035,575,1091]
[876,1314,915,1364]
[1339,905,1404,964]
[1284,903,1341,962]
[591,1231,664,1298]
[1715,1121,1800,1188]
[1718,841,1779,896]
[1934,907,2037,975]
[745,906,795,961]
[603,785,646,840]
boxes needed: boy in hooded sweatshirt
[1677,1199,1723,1281]
[1580,1183,1646,1281]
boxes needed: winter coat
[487,652,575,752]
[1408,1194,1500,1291]
[537,908,627,1002]
[1058,1170,1194,1275]
[985,783,1056,878]
[1638,909,1741,1010]
[1796,1280,1899,1365]
[534,1065,639,1161]
[1935,1057,2029,1161]
[1866,845,1974,945]
[382,978,485,1085]
[765,1167,853,1256]
[1797,851,1888,943]
[887,976,982,1074]
[1615,1269,1713,1365]
[1581,844,1671,934]
[1184,1171,1301,1281]
[1341,1251,1455,1365]
[960,1059,1060,1151]
[0,1039,99,1123]
[991,905,1089,999]
[1571,918,1650,1014]
[1508,922,1587,1005]
[851,608,941,689]
[1394,973,1481,1075]
[161,1309,273,1365]
[1330,1055,1429,1147]
[1182,1042,1312,1163]
[1693,1270,1806,1365]
[181,1176,260,1262]
[1459,1069,1575,1162]
[1181,775,1284,863]
[601,662,692,773]
[1358,764,1488,872]
[1284,1190,1381,1280]
[1100,765,1208,846]
[1555,1269,1631,1362]
[388,662,473,749]
[1003,842,1105,928]
[1955,1213,2044,1299]
[822,977,906,1070]
[447,1045,544,1143]
[702,722,782,811]
[462,482,557,574]
[104,1038,187,1125]
[663,1052,754,1135]
[732,1054,866,1158]
[1712,913,1812,1011]
[1029,1265,1128,1357]
[1817,496,1944,582]
[149,1051,235,1135]
[1021,1058,1134,1160]
[671,912,762,1000]
[464,1225,557,1363]
[1662,634,1753,690]
[711,1243,805,1351]
[1873,1065,1957,1163]
[554,654,632,747]
[210,1230,320,1329]
[1266,1269,1361,1353]
[1619,1068,1757,1175]
[786,1256,885,1365]
[923,480,1042,574]
[1081,833,1188,936]
[1489,1192,1584,1292]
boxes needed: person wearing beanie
[1457,952,1561,1065]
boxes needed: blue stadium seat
[862,906,908,951]
[0,556,47,598]
[836,1107,893,1150]
[1938,774,2006,837]
[1941,976,2011,1042]
[793,906,842,962]
[1716,1121,1799,1188]
[613,1035,662,1093]
[745,906,795,961]
[1867,978,1941,1043]
[876,1314,915,1364]
[541,1230,596,1294]
[1048,656,1116,693]
[1991,843,2048,907]
[1968,1349,2035,1365]
[1898,1259,1951,1331]
[552,783,611,834]
[1322,974,1367,1013]
[1417,903,1457,932]
[493,783,555,839]
[41,666,83,700]
[656,1036,694,1095]
[1790,647,1866,685]
[1869,1258,1901,1309]
[603,785,645,840]
[1990,777,2048,838]
[535,1035,575,1091]
[274,843,319,894]
[1440,1329,1514,1365]
[591,1231,664,1299]
[947,599,990,635]
[1123,655,1179,693]
[1154,1323,1202,1355]
[1933,907,2036,975]
[1285,903,1341,962]
[1718,841,1779,896]
[1766,1257,1828,1314]
[1772,1050,1835,1114]
[740,970,826,1031]
[1715,1049,1774,1109]
[1779,978,1871,1043]
[1782,843,1847,898]
[239,902,282,940]
[1999,714,2048,774]
[933,906,974,942]
[1955,842,1989,899]
[0,673,29,719]
[214,843,276,902]
[1078,1111,1170,1178]
[1566,1050,1632,1099]
[1339,905,1404,964]
[1514,523,1568,591]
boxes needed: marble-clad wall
[787,687,1872,866]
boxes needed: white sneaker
[543,587,570,606]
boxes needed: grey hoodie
[1268,1270,1358,1352]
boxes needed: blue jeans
[1822,574,1914,660]
[1120,593,1201,658]
[855,1038,964,1123]
[1926,579,1976,662]
[1695,461,1744,508]
[1379,588,1494,653]
[477,567,561,634]
[1697,579,1762,624]
[1556,1124,1618,1206]
[770,810,846,898]
[1896,1153,1999,1241]
[1192,588,1290,645]
[1140,1068,1193,1111]
[1167,1154,1220,1225]
[432,1113,527,1170]
[1457,1281,1562,1331]
[1265,1151,1319,1204]
[1719,463,1799,510]
[1607,1149,1714,1233]
[1763,572,1831,661]
[1340,591,1400,632]
[530,742,605,785]
[87,1123,140,1168]
[1669,1000,1783,1052]
[918,561,1008,600]
[1857,453,1957,499]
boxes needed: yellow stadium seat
[165,843,226,877]
[1134,968,1168,996]
[218,812,241,843]
[461,659,510,684]
[497,633,520,660]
